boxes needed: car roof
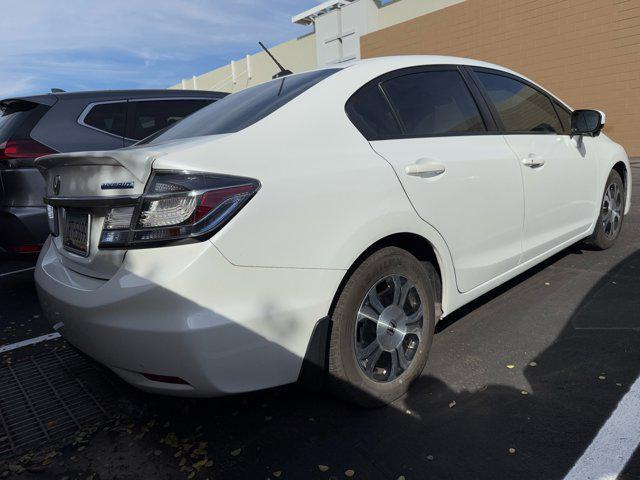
[275,55,528,89]
[349,55,517,74]
[333,55,559,104]
[1,89,227,106]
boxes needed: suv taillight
[99,171,260,248]
[0,138,56,160]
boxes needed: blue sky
[0,0,326,98]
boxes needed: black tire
[328,247,436,407]
[584,170,626,250]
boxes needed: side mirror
[571,109,605,137]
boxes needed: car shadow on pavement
[4,240,638,480]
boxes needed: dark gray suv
[0,89,226,253]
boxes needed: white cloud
[0,0,319,97]
[0,75,39,99]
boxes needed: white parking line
[564,375,640,480]
[0,332,61,354]
[0,266,36,278]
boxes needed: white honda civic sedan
[35,56,631,406]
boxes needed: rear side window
[381,70,486,137]
[82,102,126,137]
[476,72,562,134]
[127,99,214,140]
[142,68,339,145]
[345,84,401,140]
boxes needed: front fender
[597,134,632,216]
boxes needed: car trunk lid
[35,148,161,279]
[34,136,229,279]
[35,135,232,279]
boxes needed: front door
[473,70,599,262]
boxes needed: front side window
[553,101,572,135]
[127,99,213,140]
[381,70,486,137]
[476,72,562,134]
[143,69,339,145]
[82,102,127,137]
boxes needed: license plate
[63,210,90,257]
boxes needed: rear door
[471,69,599,262]
[359,66,524,293]
[124,98,215,144]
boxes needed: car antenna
[258,41,292,79]
[51,88,66,93]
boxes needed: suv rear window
[127,99,214,140]
[0,101,39,143]
[142,69,340,145]
[82,102,127,137]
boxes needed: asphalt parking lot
[1,160,639,480]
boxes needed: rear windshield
[0,102,37,143]
[142,69,339,145]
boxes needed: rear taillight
[99,171,260,248]
[0,138,56,160]
[47,205,59,237]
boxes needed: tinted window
[476,72,562,133]
[0,101,39,143]
[345,84,401,140]
[553,102,572,135]
[0,111,30,143]
[143,69,339,145]
[128,99,213,140]
[83,102,126,137]
[381,70,485,137]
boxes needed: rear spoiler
[35,150,162,184]
[0,94,58,112]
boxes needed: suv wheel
[328,247,436,407]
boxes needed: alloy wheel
[601,181,623,239]
[354,275,423,382]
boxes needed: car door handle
[521,156,545,168]
[405,159,446,177]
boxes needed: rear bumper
[0,206,48,251]
[0,167,48,250]
[35,237,343,396]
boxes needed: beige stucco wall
[376,0,464,29]
[169,33,317,93]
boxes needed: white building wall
[170,0,465,92]
[169,33,317,93]
[313,0,378,66]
